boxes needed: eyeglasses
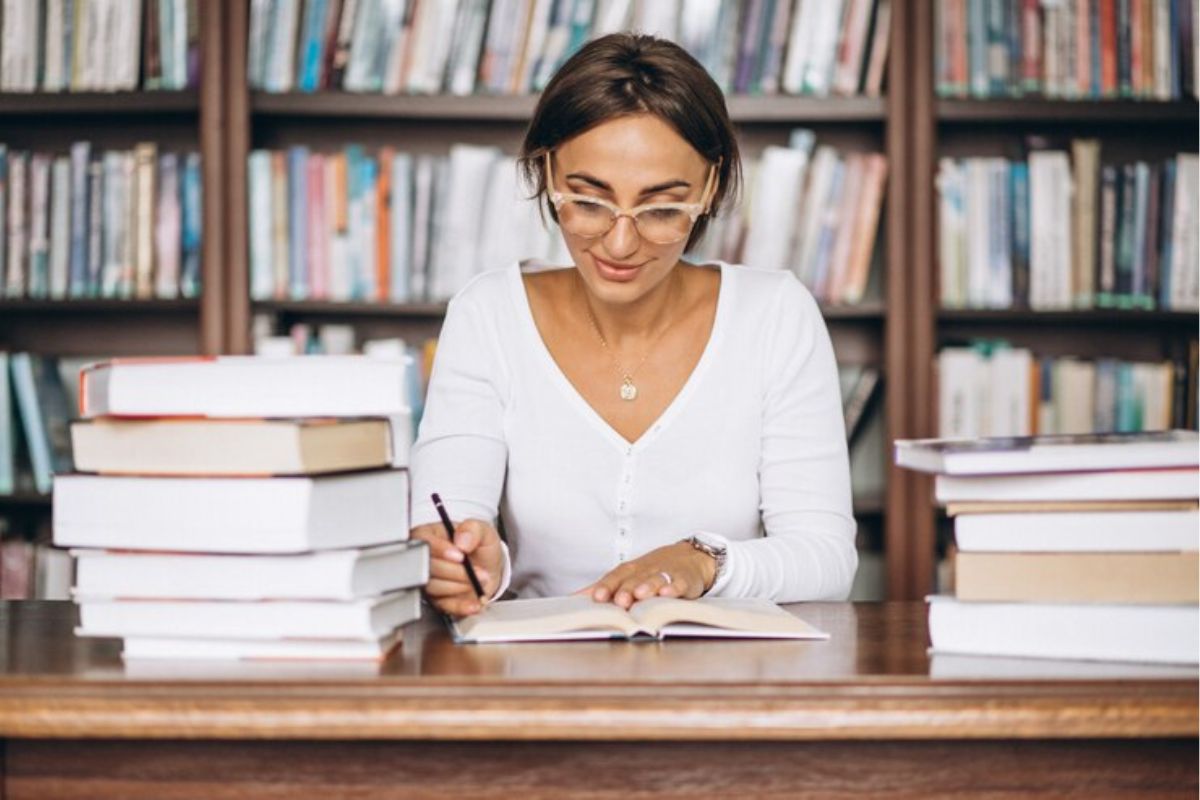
[544,152,718,245]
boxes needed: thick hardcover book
[895,429,1199,475]
[71,416,395,476]
[955,551,1200,603]
[53,469,411,553]
[77,588,422,640]
[74,541,428,601]
[934,466,1199,504]
[927,596,1198,664]
[452,595,829,644]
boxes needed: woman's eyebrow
[564,171,692,196]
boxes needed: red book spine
[1100,0,1118,96]
[1021,0,1042,91]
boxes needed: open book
[451,595,830,643]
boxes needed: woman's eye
[568,199,609,216]
[641,208,685,222]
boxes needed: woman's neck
[578,264,687,348]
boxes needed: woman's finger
[418,533,466,564]
[632,571,671,600]
[434,594,483,617]
[430,557,490,585]
[425,577,475,597]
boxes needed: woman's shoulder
[449,264,517,309]
[721,263,818,317]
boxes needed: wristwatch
[686,533,727,593]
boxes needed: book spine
[180,152,202,299]
[85,154,103,298]
[133,142,157,300]
[5,151,27,298]
[287,146,310,300]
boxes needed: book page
[629,597,830,639]
[453,595,641,642]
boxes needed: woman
[410,33,856,617]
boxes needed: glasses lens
[558,198,616,238]
[635,207,693,244]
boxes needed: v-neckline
[508,260,732,452]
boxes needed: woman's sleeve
[409,287,513,598]
[706,275,858,602]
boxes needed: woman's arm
[409,279,514,612]
[707,275,858,602]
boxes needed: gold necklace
[580,277,680,402]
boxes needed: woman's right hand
[411,518,504,617]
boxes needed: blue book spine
[1115,163,1137,307]
[1117,0,1132,96]
[969,0,990,97]
[1158,158,1177,308]
[1089,0,1102,97]
[159,0,176,91]
[1010,161,1030,309]
[68,142,90,298]
[9,354,52,495]
[988,160,1013,308]
[1115,363,1138,432]
[986,0,1009,95]
[180,152,203,298]
[0,353,11,495]
[298,0,329,92]
[359,154,378,300]
[1130,162,1150,307]
[733,0,764,94]
[287,146,309,300]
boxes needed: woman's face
[550,113,714,307]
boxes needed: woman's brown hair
[519,32,742,253]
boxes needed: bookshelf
[3,1,1196,601]
[904,0,1200,599]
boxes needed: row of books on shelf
[0,143,203,301]
[0,0,199,93]
[938,146,1199,311]
[250,0,891,98]
[898,431,1198,665]
[936,0,1199,100]
[937,341,1199,439]
[694,130,886,306]
[42,356,426,660]
[248,132,885,306]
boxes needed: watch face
[692,533,726,554]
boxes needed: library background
[0,0,1196,602]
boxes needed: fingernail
[467,604,480,614]
[445,549,464,562]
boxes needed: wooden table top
[1,600,1195,741]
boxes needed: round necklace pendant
[619,378,638,401]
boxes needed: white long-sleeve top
[410,261,857,602]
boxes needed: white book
[801,0,844,96]
[1028,150,1074,310]
[5,151,27,297]
[1168,153,1199,311]
[345,0,382,91]
[964,158,991,308]
[954,509,1200,552]
[791,145,839,286]
[429,144,500,300]
[934,467,1200,504]
[986,348,1032,437]
[514,0,554,94]
[0,353,11,495]
[448,0,489,95]
[632,0,679,40]
[267,0,302,92]
[929,653,1199,679]
[592,0,632,36]
[100,151,125,297]
[80,355,411,418]
[743,146,812,273]
[121,627,407,661]
[389,152,414,302]
[782,0,815,94]
[936,157,967,307]
[247,0,272,87]
[154,153,181,299]
[927,596,1199,665]
[27,154,51,298]
[34,544,73,600]
[936,347,985,438]
[78,589,422,640]
[48,155,73,297]
[115,0,143,90]
[1,0,38,91]
[43,0,67,91]
[899,430,1200,475]
[53,470,411,554]
[73,541,429,600]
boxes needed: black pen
[431,492,486,600]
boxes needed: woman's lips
[592,255,643,282]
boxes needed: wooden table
[0,600,1195,799]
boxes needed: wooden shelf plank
[251,92,887,123]
[938,308,1198,326]
[936,98,1199,123]
[0,494,51,508]
[0,91,200,115]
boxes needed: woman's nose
[602,215,640,260]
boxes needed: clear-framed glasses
[544,151,718,245]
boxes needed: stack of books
[52,355,428,661]
[896,430,1200,665]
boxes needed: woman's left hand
[581,541,716,609]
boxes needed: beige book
[955,552,1200,604]
[452,595,829,643]
[133,142,158,299]
[946,499,1200,516]
[71,417,393,476]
